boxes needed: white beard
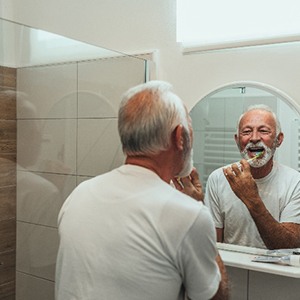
[240,141,276,168]
[177,148,194,177]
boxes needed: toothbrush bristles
[248,151,263,162]
[255,151,263,158]
[247,151,263,162]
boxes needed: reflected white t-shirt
[205,162,300,248]
[55,165,220,300]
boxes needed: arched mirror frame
[190,81,300,190]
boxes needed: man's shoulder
[277,163,300,177]
[207,166,224,181]
[272,163,300,186]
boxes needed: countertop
[218,243,300,278]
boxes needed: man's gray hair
[118,80,189,156]
[237,104,282,136]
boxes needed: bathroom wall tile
[17,119,77,175]
[0,120,16,156]
[0,280,15,300]
[76,175,93,186]
[16,272,54,300]
[17,64,77,119]
[16,222,58,281]
[0,158,16,188]
[0,219,16,253]
[0,67,16,90]
[0,90,16,120]
[78,56,145,118]
[78,90,117,118]
[0,186,16,222]
[41,172,77,205]
[0,250,15,285]
[17,171,76,227]
[77,118,125,177]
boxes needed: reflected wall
[190,83,300,190]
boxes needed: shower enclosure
[0,18,148,300]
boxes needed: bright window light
[177,0,300,52]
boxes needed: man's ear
[234,133,239,146]
[174,124,184,151]
[275,132,284,147]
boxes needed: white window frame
[177,0,300,53]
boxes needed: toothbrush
[246,151,264,163]
[225,151,264,169]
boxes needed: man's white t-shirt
[205,162,300,248]
[55,165,220,300]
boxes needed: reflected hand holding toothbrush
[224,151,264,172]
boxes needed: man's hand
[172,167,204,201]
[223,159,260,207]
[223,160,300,249]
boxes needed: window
[177,0,300,53]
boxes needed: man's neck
[125,154,173,183]
[250,159,274,179]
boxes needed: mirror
[190,82,300,190]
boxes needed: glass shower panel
[16,55,146,300]
[1,17,147,300]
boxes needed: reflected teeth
[255,151,264,158]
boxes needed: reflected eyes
[240,129,271,136]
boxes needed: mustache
[245,141,266,151]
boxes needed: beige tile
[16,222,58,281]
[0,250,15,285]
[0,280,15,300]
[17,119,77,175]
[0,90,16,120]
[78,56,145,118]
[0,186,16,221]
[16,272,54,300]
[17,171,76,227]
[76,175,93,186]
[0,66,16,90]
[0,120,16,155]
[77,118,125,176]
[78,90,116,118]
[17,64,77,119]
[0,219,16,253]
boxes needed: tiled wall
[0,67,17,299]
[16,56,145,299]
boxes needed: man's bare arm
[244,198,300,249]
[224,161,300,249]
[210,254,229,300]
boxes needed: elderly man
[205,104,300,249]
[55,81,228,300]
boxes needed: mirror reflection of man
[205,104,300,249]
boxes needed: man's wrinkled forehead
[239,109,276,129]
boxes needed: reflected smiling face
[235,109,283,168]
